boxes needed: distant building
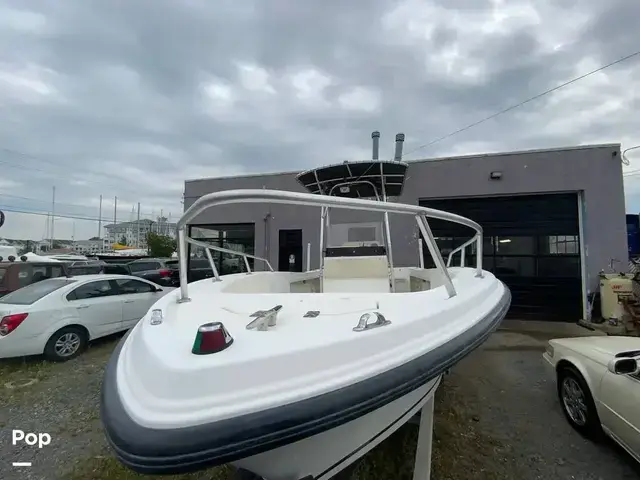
[34,239,74,253]
[104,218,176,248]
[72,238,112,254]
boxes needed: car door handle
[123,299,135,303]
[76,304,89,309]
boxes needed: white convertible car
[543,336,640,463]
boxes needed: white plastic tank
[599,273,634,320]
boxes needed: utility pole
[160,209,164,235]
[114,196,119,245]
[50,186,56,249]
[98,194,103,251]
[136,202,141,248]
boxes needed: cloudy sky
[1,0,639,241]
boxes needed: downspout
[263,186,272,272]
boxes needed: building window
[539,235,580,255]
[188,224,255,275]
[423,233,581,279]
[494,236,536,255]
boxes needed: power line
[0,148,182,198]
[0,204,174,224]
[0,193,160,219]
[623,145,640,166]
[401,49,640,159]
[0,205,108,223]
[0,150,141,195]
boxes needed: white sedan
[0,274,174,361]
[543,336,640,463]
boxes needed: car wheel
[557,365,603,440]
[44,326,88,362]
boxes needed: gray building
[183,142,627,323]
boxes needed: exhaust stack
[394,133,405,161]
[371,131,380,160]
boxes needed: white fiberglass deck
[116,267,505,429]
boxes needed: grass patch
[64,381,513,480]
[349,424,419,479]
[0,334,120,401]
[351,382,513,480]
[431,383,511,480]
[66,455,235,480]
[0,357,52,386]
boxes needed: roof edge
[407,142,621,165]
[184,142,622,184]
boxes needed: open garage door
[419,193,582,321]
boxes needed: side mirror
[607,357,639,375]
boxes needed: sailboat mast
[50,186,56,249]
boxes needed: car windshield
[0,278,77,305]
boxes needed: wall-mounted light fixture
[489,171,502,180]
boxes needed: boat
[100,156,511,480]
[41,253,89,262]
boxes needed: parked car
[167,257,216,286]
[66,264,103,276]
[66,262,131,277]
[0,274,174,361]
[543,336,640,463]
[65,260,103,267]
[101,263,132,275]
[0,260,69,297]
[126,258,174,286]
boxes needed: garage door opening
[419,193,582,322]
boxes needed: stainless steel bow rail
[187,237,274,281]
[176,189,484,303]
[446,236,479,268]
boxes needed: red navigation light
[192,322,234,355]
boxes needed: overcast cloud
[1,0,639,241]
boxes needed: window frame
[421,233,582,278]
[188,223,256,275]
[114,278,156,294]
[66,280,118,301]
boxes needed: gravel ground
[0,329,638,480]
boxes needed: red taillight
[159,269,170,277]
[0,313,29,336]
